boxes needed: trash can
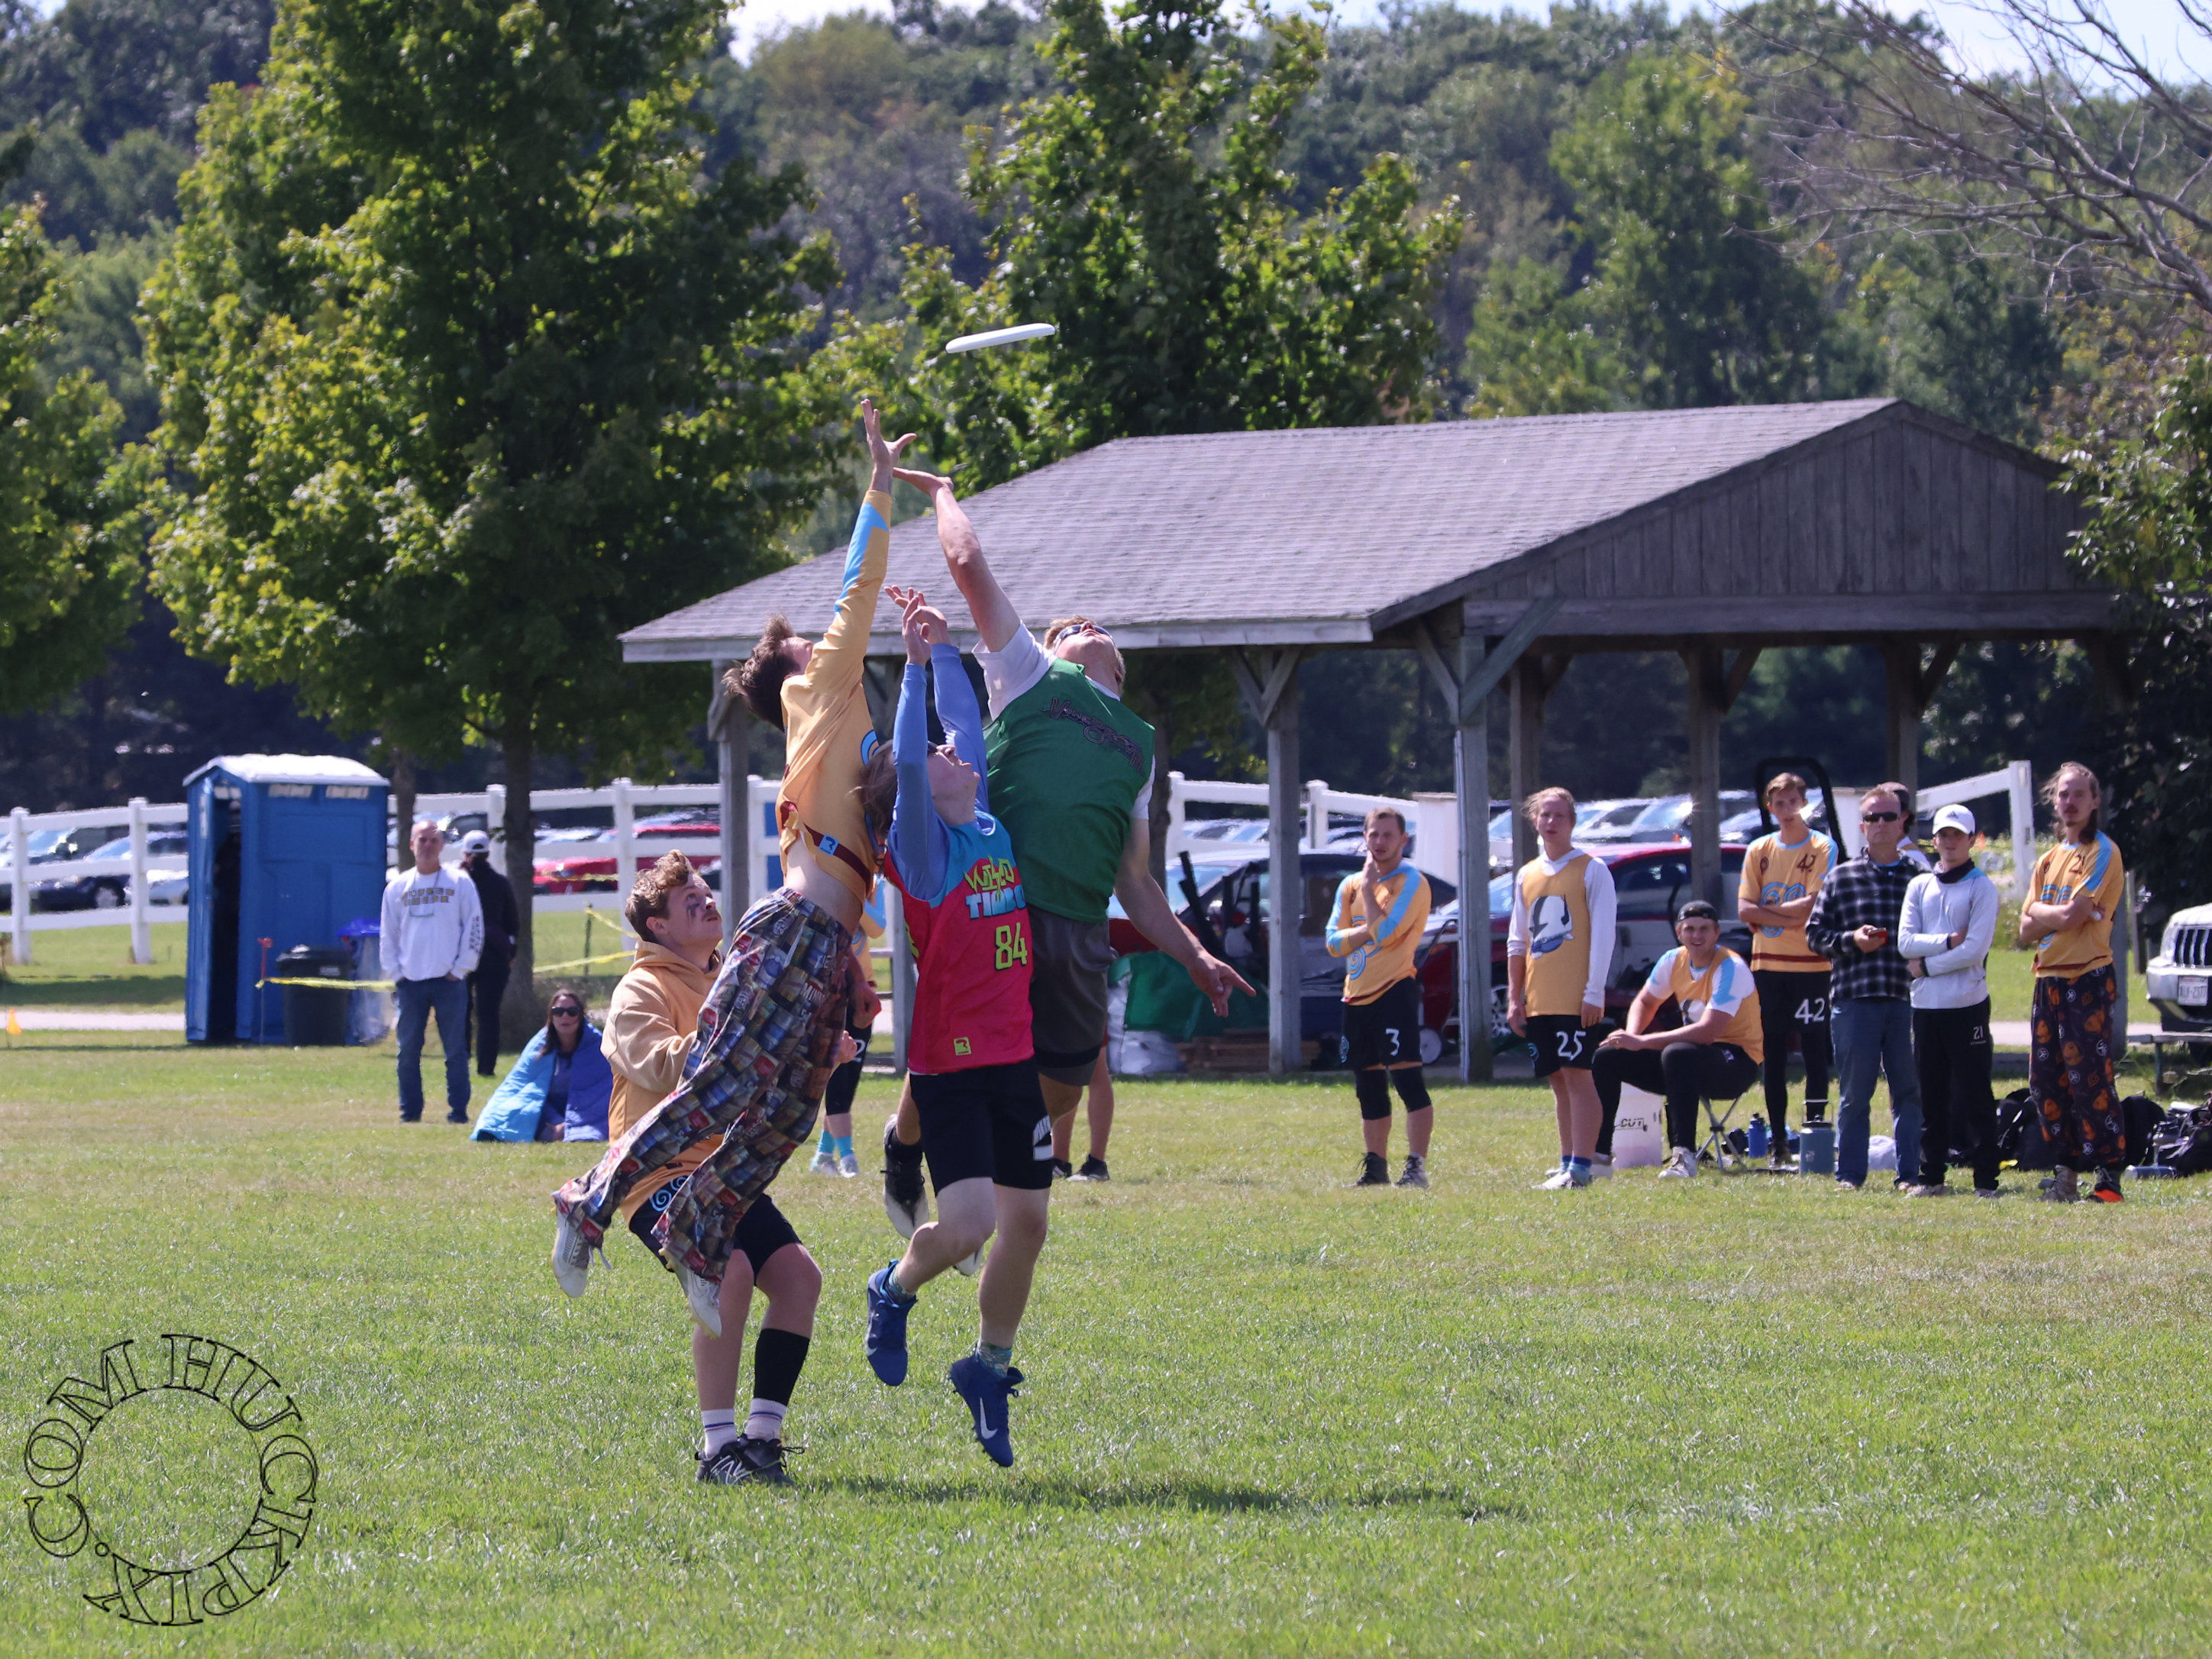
[276,944,354,1047]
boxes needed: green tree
[1551,50,1832,408]
[844,0,1467,486]
[2065,356,2212,915]
[145,0,848,1003]
[0,180,147,716]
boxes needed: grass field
[2,1035,2207,1656]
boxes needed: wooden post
[1455,633,1494,1083]
[486,783,508,877]
[1883,642,1922,806]
[712,660,747,951]
[1510,658,1542,873]
[612,777,636,903]
[1265,667,1305,1076]
[887,876,914,1073]
[1685,645,1723,910]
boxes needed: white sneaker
[953,1245,986,1278]
[1658,1147,1697,1180]
[1536,1167,1591,1190]
[671,1257,724,1336]
[807,1149,837,1175]
[551,1210,595,1298]
[1589,1154,1613,1179]
[838,1151,860,1179]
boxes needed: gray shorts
[1028,909,1114,1087]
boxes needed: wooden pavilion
[622,397,2114,1079]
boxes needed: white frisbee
[945,323,1058,353]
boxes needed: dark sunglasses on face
[1860,811,1901,824]
[551,1006,583,1018]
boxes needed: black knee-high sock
[1391,1070,1431,1112]
[1355,1069,1392,1122]
[747,1327,811,1441]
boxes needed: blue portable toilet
[184,755,390,1044]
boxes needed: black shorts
[1028,909,1115,1086]
[909,1060,1054,1193]
[629,1180,801,1277]
[1528,1014,1601,1076]
[1344,979,1422,1070]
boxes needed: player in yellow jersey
[2017,761,2128,1202]
[1326,807,1434,1189]
[1736,773,1837,1164]
[1507,787,1617,1189]
[1592,901,1763,1180]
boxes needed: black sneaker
[446,1110,469,1125]
[696,1434,795,1486]
[1050,1157,1074,1181]
[883,1120,928,1240]
[1072,1155,1109,1182]
[1353,1153,1390,1187]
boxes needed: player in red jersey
[860,586,1051,1467]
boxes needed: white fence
[2,760,2041,968]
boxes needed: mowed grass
[4,1038,2210,1657]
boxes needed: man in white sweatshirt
[1897,805,2001,1196]
[380,820,485,1123]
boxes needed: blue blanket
[473,1024,612,1143]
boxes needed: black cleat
[1072,1155,1109,1182]
[1050,1157,1074,1181]
[883,1118,928,1239]
[697,1434,796,1486]
[1353,1152,1390,1187]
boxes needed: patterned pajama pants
[554,891,851,1280]
[2029,964,2126,1173]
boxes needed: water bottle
[1798,1122,1837,1176]
[1746,1114,1768,1158]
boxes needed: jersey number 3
[994,921,1030,972]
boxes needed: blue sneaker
[864,1264,912,1386]
[948,1354,1023,1467]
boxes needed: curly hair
[625,850,699,943]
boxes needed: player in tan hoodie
[611,852,825,1486]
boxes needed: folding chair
[1698,1086,1756,1173]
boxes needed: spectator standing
[1591,900,1762,1179]
[1737,773,1837,1164]
[380,820,484,1123]
[1897,805,2001,1197]
[2017,762,2129,1204]
[1051,1051,1116,1182]
[460,830,519,1077]
[1325,807,1435,1189]
[1805,786,1922,1191]
[1507,786,1617,1190]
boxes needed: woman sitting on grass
[473,989,612,1144]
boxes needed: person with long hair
[1508,787,1616,1189]
[2018,762,2129,1203]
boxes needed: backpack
[1996,1088,2052,1168]
[2149,1105,2212,1175]
[2121,1095,2165,1169]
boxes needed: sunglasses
[551,1006,583,1018]
[1860,811,1901,824]
[1051,621,1112,644]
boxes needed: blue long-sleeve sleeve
[929,642,989,814]
[890,664,950,899]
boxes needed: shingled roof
[620,398,2073,660]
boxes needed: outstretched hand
[887,584,950,665]
[892,465,955,499]
[862,397,916,490]
[1188,950,1255,1018]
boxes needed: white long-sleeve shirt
[1506,845,1617,1009]
[1897,862,1999,1009]
[379,866,484,983]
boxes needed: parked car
[1109,850,1460,1057]
[2147,902,2212,1058]
[30,829,189,911]
[1614,792,1757,844]
[1414,842,1753,1056]
[1577,798,1654,842]
[532,809,722,894]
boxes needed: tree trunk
[390,747,416,871]
[499,721,541,1032]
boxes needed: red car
[1416,842,1752,1054]
[532,811,721,894]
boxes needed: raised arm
[930,644,988,794]
[811,399,915,687]
[892,466,1021,653]
[888,615,951,901]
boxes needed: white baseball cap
[1932,805,1975,836]
[460,830,492,853]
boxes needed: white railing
[1821,763,2036,899]
[5,800,186,967]
[1163,774,1452,878]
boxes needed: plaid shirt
[1804,854,1917,1002]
